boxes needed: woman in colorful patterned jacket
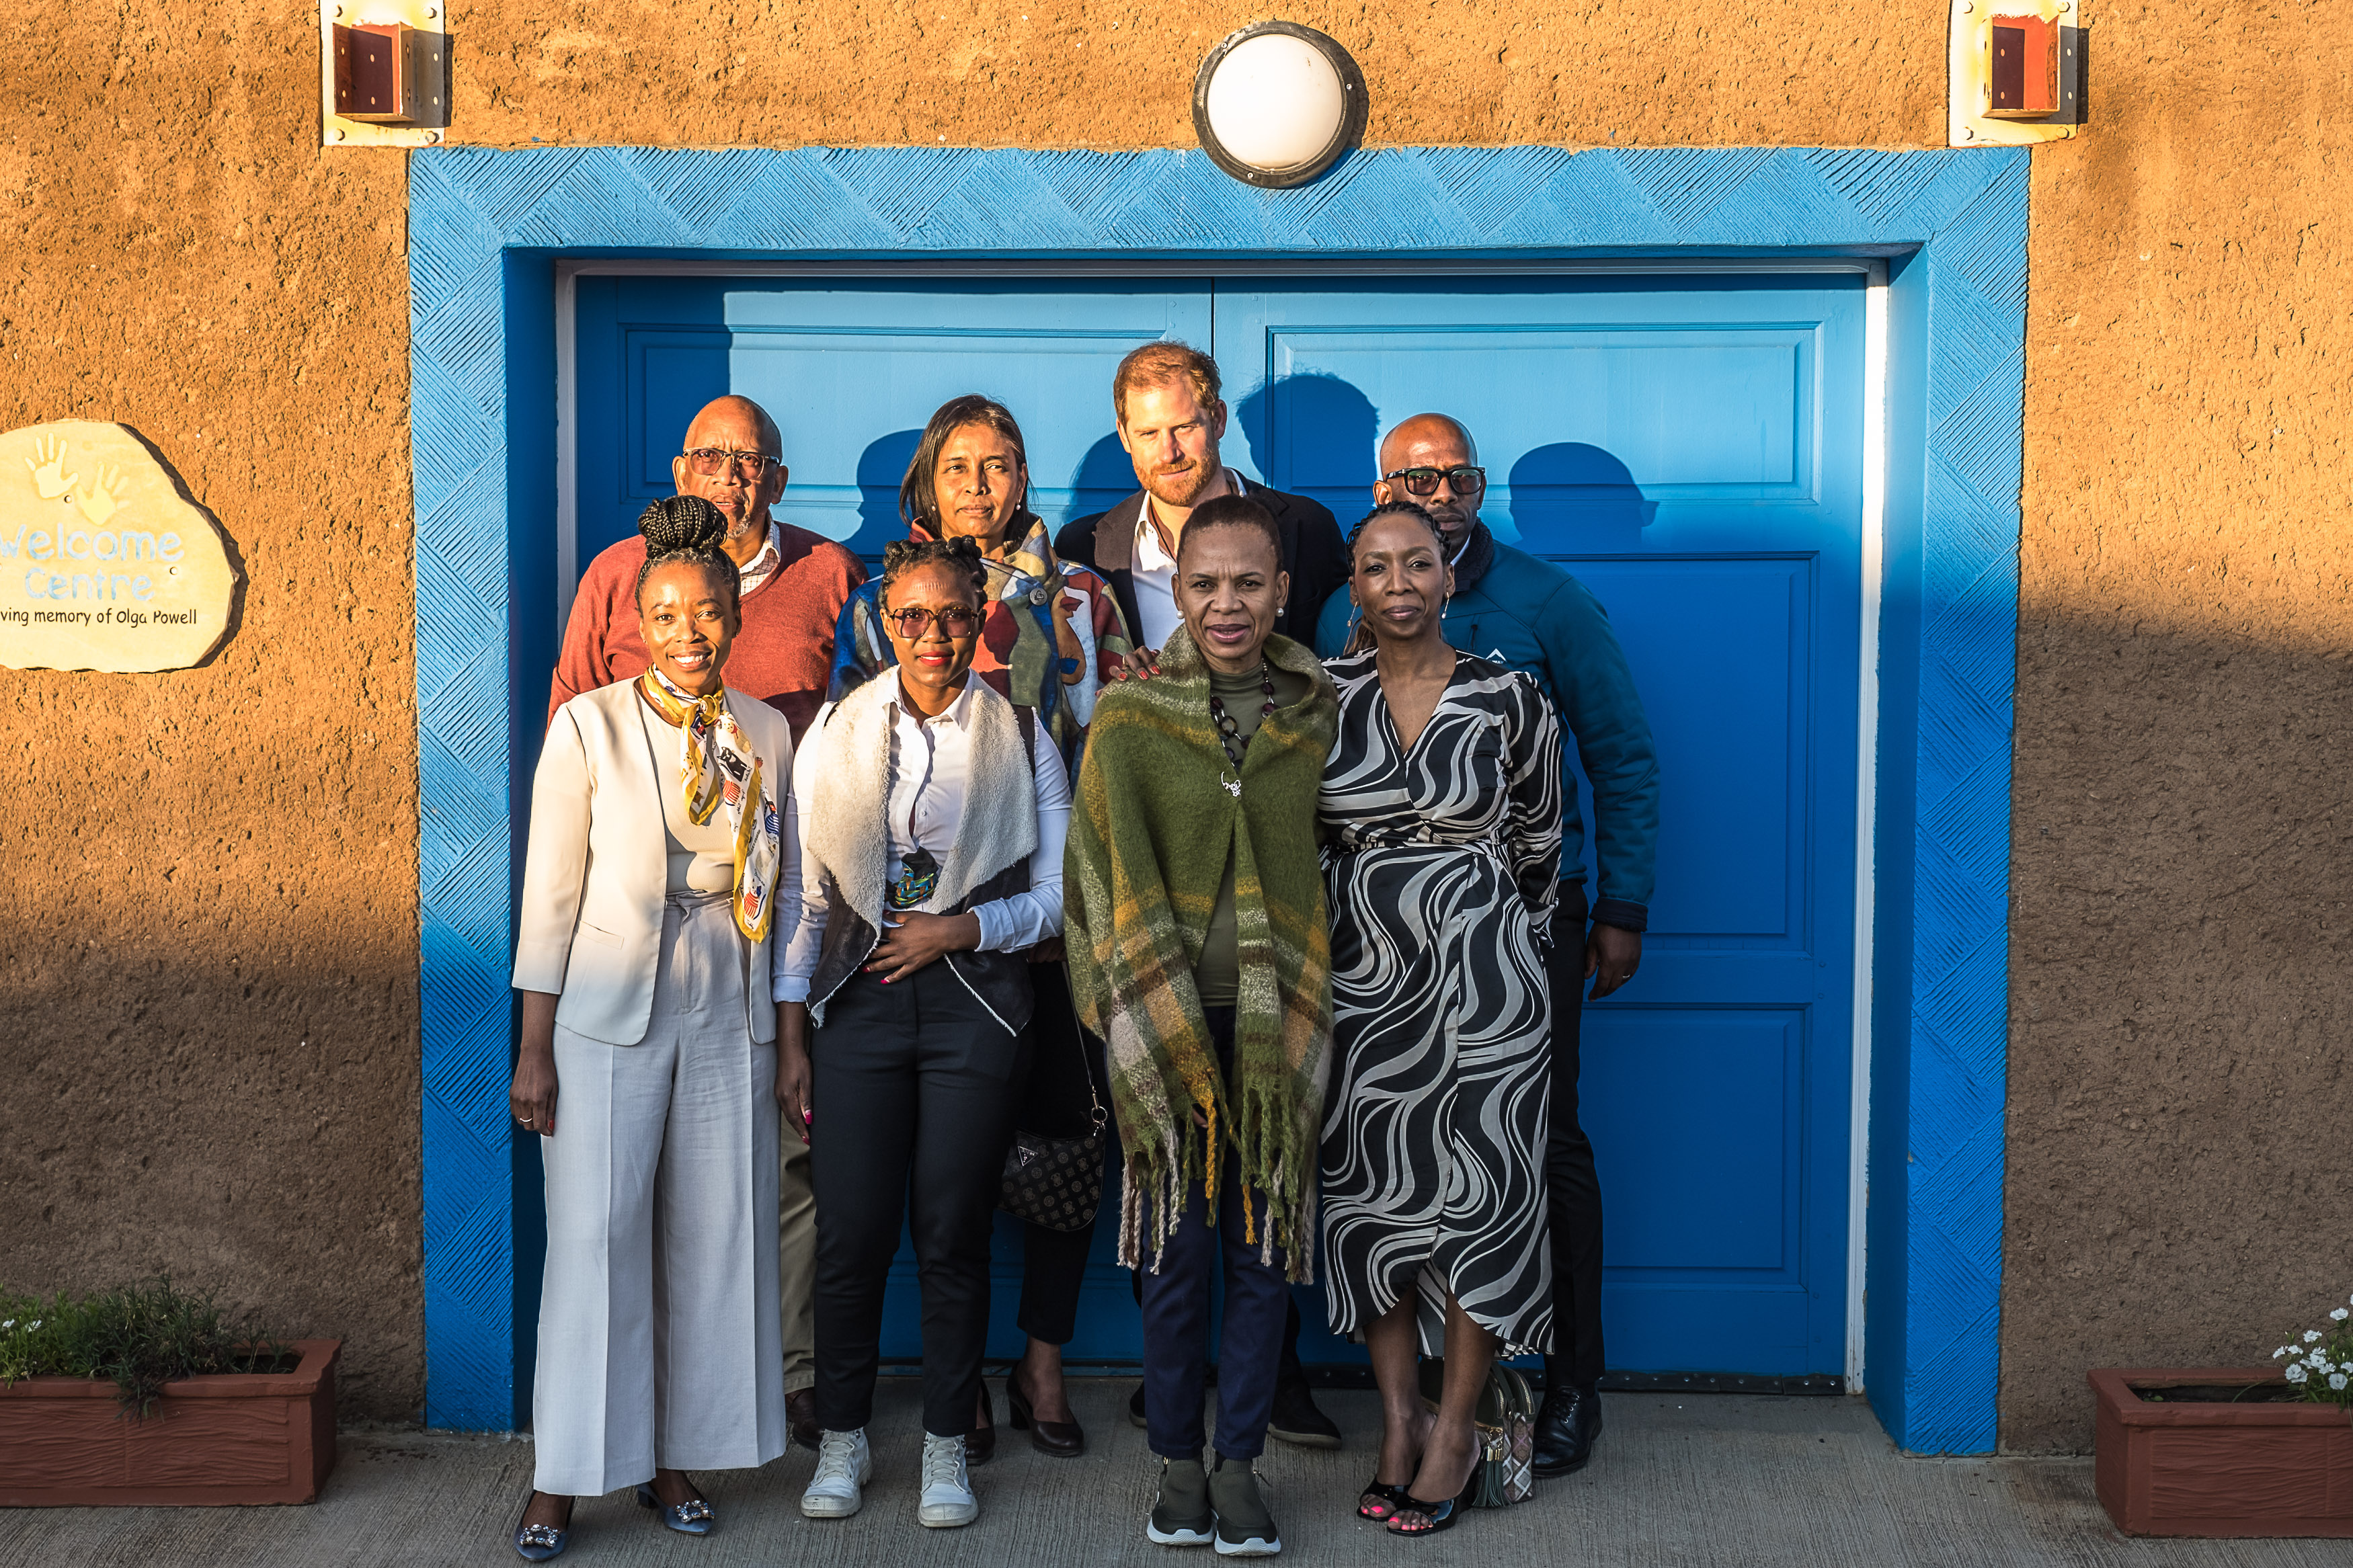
[828,394,1132,1460]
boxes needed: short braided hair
[634,495,739,610]
[1348,497,1447,556]
[879,533,989,612]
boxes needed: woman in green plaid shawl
[1064,493,1337,1555]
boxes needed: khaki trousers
[780,1127,815,1392]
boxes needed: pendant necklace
[1208,660,1277,798]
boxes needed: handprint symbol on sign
[75,463,130,526]
[25,436,78,500]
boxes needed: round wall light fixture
[1192,22,1367,189]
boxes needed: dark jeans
[1138,1007,1290,1461]
[811,959,1029,1438]
[1013,962,1106,1347]
[1543,886,1608,1388]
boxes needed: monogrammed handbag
[1419,1358,1538,1507]
[996,973,1109,1232]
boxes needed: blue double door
[571,270,1866,1377]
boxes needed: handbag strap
[1061,957,1108,1135]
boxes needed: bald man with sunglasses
[547,393,867,1456]
[1316,413,1661,1483]
[550,395,867,742]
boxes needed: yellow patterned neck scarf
[637,669,782,942]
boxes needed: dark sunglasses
[887,605,982,640]
[1383,464,1486,499]
[682,447,781,478]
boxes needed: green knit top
[1197,661,1316,1007]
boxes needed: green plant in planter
[0,1278,290,1417]
[2270,1292,2353,1407]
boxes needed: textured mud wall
[1,9,420,1416]
[4,0,2341,1437]
[2002,3,2353,1452]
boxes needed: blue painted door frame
[408,146,2025,1454]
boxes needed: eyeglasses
[682,448,780,477]
[887,605,982,640]
[1383,464,1487,498]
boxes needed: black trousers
[811,960,1028,1438]
[1012,962,1107,1346]
[1543,887,1608,1388]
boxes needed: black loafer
[635,1481,715,1536]
[1531,1379,1603,1477]
[1266,1375,1341,1450]
[785,1387,822,1452]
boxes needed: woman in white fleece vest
[776,533,1068,1532]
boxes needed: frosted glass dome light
[1193,23,1367,188]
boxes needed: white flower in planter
[2334,1374,2350,1392]
[2276,1346,2293,1358]
[2287,1364,2311,1383]
[2333,1308,2350,1322]
[2305,1330,2324,1344]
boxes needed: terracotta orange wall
[4,0,2344,1441]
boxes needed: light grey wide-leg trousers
[532,889,785,1497]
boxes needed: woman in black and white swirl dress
[1318,499,1564,1537]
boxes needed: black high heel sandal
[1357,1477,1410,1521]
[512,1493,573,1561]
[634,1473,715,1536]
[1385,1470,1480,1537]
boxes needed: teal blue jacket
[1316,526,1659,931]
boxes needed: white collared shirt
[774,676,1070,999]
[1128,468,1236,650]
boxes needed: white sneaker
[917,1431,980,1528]
[801,1428,871,1519]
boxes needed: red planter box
[2091,1366,2353,1537]
[0,1339,339,1506]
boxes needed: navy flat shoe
[635,1481,716,1536]
[512,1494,571,1561]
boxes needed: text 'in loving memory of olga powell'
[0,422,241,673]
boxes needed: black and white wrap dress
[1317,649,1564,1356]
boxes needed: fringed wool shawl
[1064,626,1339,1281]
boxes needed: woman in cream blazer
[506,497,801,1562]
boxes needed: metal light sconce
[1948,0,2085,146]
[321,0,449,147]
[1193,22,1367,189]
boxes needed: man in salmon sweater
[546,393,865,1454]
[548,394,867,743]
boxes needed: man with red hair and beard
[1054,341,1349,1452]
[1058,341,1350,663]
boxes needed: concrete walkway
[2,1380,2345,1567]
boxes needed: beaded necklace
[1207,660,1278,796]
